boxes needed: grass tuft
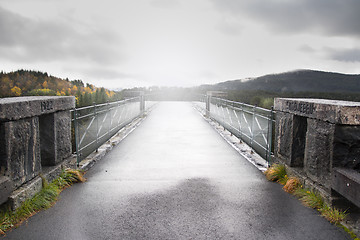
[64,169,86,183]
[320,204,348,225]
[294,188,324,209]
[283,177,301,193]
[264,163,287,184]
[0,169,85,235]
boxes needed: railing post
[73,109,80,166]
[267,107,274,166]
[251,105,256,148]
[140,91,145,116]
[239,106,243,140]
[206,92,211,118]
[107,101,111,138]
[94,102,99,152]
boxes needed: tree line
[0,70,122,107]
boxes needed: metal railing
[195,94,275,163]
[72,96,153,164]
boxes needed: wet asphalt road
[3,102,351,240]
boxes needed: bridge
[0,95,359,239]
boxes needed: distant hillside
[209,70,360,93]
[0,69,122,107]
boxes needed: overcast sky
[0,0,359,89]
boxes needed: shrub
[27,88,57,96]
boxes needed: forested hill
[210,70,360,93]
[0,70,122,107]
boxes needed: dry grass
[283,177,301,193]
[264,163,287,184]
[65,169,86,183]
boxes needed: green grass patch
[340,225,360,240]
[0,169,85,235]
[292,186,348,225]
[294,188,324,209]
[320,204,348,225]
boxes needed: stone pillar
[139,91,145,115]
[274,98,360,208]
[274,112,293,165]
[0,96,75,204]
[206,93,211,117]
[304,119,334,189]
[40,111,72,166]
[1,117,41,187]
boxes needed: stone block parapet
[274,98,360,125]
[0,96,75,206]
[0,96,75,121]
[274,98,360,209]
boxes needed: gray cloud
[216,19,243,36]
[82,68,133,80]
[211,0,360,37]
[327,48,360,62]
[0,7,123,64]
[298,44,316,53]
[150,0,180,9]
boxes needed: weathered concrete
[9,176,43,210]
[274,98,360,125]
[304,118,334,190]
[274,98,360,210]
[0,96,75,206]
[1,117,41,187]
[274,112,294,165]
[0,177,13,204]
[333,125,360,169]
[8,156,77,210]
[3,102,352,240]
[0,96,75,121]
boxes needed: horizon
[2,68,359,91]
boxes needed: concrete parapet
[274,98,360,209]
[0,96,75,121]
[0,96,75,206]
[274,98,360,125]
[1,117,41,187]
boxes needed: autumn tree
[42,81,48,88]
[0,70,124,107]
[10,86,22,96]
